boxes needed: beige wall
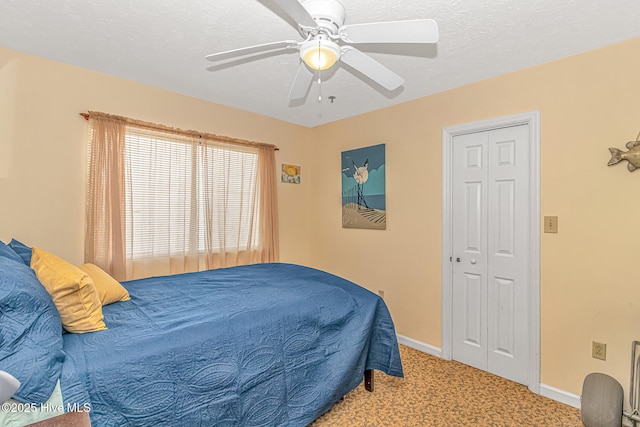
[0,46,313,266]
[309,37,640,399]
[2,36,640,402]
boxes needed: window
[85,111,278,280]
[124,127,260,261]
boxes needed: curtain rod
[79,112,279,151]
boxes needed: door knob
[470,259,477,264]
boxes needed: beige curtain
[85,112,279,281]
[201,144,280,270]
[257,145,279,263]
[85,115,127,281]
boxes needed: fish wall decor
[608,133,640,172]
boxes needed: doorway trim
[441,111,541,393]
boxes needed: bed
[0,249,403,426]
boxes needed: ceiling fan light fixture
[301,37,340,71]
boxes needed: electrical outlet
[378,290,385,299]
[544,216,558,233]
[592,341,606,361]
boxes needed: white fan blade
[289,62,314,100]
[273,0,318,29]
[340,47,404,91]
[206,40,299,62]
[340,19,439,44]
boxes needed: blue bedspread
[60,263,403,426]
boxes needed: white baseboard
[396,334,584,412]
[540,383,581,409]
[396,334,442,358]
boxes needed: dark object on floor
[25,411,90,427]
[581,372,623,427]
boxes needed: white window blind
[124,127,260,261]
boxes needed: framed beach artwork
[341,143,386,230]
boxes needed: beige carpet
[311,345,583,426]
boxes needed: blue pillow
[0,242,23,264]
[8,239,32,266]
[0,257,65,403]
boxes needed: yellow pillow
[31,248,106,333]
[79,263,130,305]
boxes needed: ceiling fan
[205,0,439,100]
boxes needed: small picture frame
[281,164,301,184]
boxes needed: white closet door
[451,124,530,385]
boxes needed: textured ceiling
[0,0,639,127]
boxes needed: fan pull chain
[317,40,322,102]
